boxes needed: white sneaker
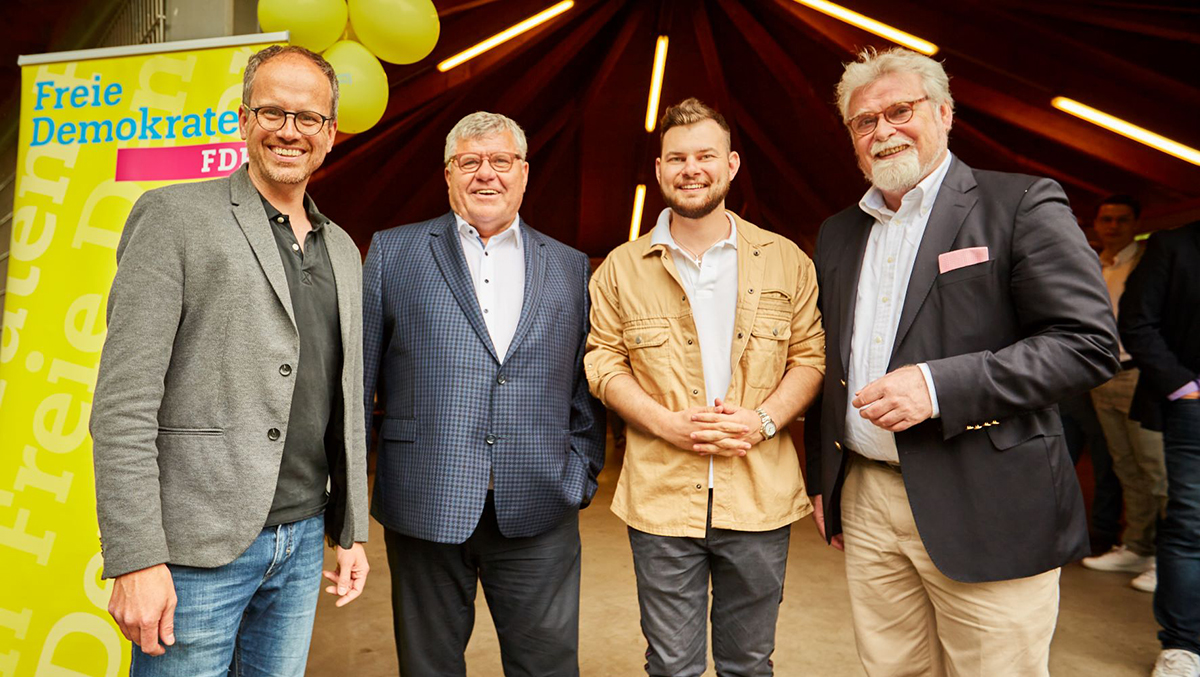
[1131,562,1157,593]
[1152,649,1200,677]
[1082,545,1154,573]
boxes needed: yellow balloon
[348,0,440,65]
[258,0,348,53]
[323,40,389,134]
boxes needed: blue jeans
[130,515,325,677]
[1155,400,1200,654]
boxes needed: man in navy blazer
[807,48,1118,676]
[1119,220,1200,677]
[362,111,605,676]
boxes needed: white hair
[444,111,529,164]
[836,47,954,122]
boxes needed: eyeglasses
[249,106,332,135]
[846,96,930,136]
[448,152,524,173]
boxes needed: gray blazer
[91,166,368,579]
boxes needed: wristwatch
[755,407,777,440]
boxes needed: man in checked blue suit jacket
[363,111,606,676]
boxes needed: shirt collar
[455,212,522,247]
[650,208,738,254]
[1105,241,1138,267]
[858,151,954,224]
[260,193,329,231]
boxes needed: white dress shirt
[1100,241,1139,362]
[651,208,739,487]
[455,213,525,362]
[844,152,952,462]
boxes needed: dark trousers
[384,493,582,676]
[1061,392,1123,542]
[627,493,791,677]
[1156,399,1200,654]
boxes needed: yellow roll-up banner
[1,33,284,676]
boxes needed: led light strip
[644,36,670,132]
[629,184,647,241]
[1052,97,1200,167]
[437,0,575,72]
[791,0,938,55]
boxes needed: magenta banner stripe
[115,142,247,181]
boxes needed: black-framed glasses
[846,96,930,136]
[448,152,524,173]
[249,106,332,135]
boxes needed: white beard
[869,149,923,193]
[864,126,949,194]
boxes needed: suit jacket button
[280,364,292,376]
[840,379,847,387]
[267,428,281,441]
[835,441,842,450]
[496,374,507,385]
[485,434,497,445]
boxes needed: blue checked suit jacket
[363,212,606,543]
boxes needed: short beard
[258,162,310,185]
[663,178,730,219]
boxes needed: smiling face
[239,54,336,189]
[445,131,529,235]
[656,119,740,220]
[847,71,951,203]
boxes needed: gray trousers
[628,493,791,677]
[384,493,581,677]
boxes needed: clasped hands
[663,398,764,456]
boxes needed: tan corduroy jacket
[586,213,825,538]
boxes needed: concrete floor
[308,459,1162,676]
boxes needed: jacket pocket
[381,418,417,443]
[157,426,224,436]
[986,408,1063,450]
[623,320,671,393]
[757,289,793,320]
[936,258,995,287]
[745,318,791,388]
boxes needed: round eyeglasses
[846,96,930,136]
[249,106,332,135]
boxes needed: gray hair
[836,47,954,122]
[243,45,339,120]
[444,112,529,164]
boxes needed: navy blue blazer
[363,212,606,543]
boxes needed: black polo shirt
[260,194,343,527]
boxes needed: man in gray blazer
[807,48,1118,676]
[363,111,606,676]
[91,45,368,676]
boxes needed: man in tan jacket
[585,98,824,676]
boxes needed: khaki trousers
[1090,367,1167,555]
[840,458,1061,677]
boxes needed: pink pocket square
[938,246,989,274]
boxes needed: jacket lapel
[836,214,873,372]
[325,228,356,369]
[229,166,295,328]
[890,157,978,361]
[429,213,500,363]
[502,221,546,363]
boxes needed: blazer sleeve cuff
[1168,379,1200,401]
[918,363,941,419]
